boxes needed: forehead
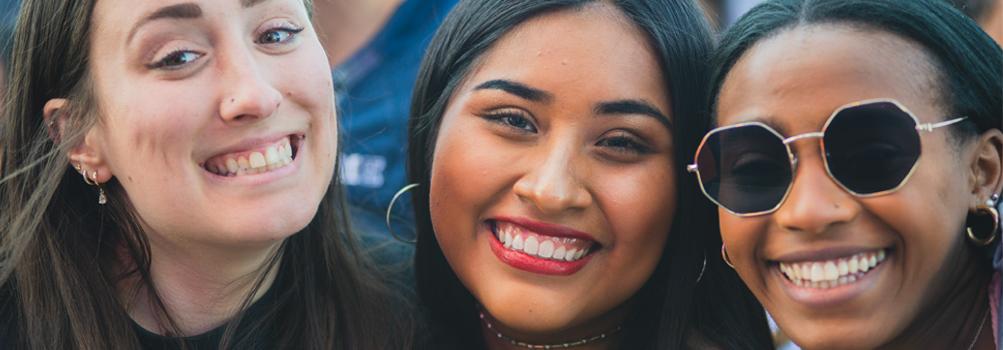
[716,24,945,134]
[463,3,668,107]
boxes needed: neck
[312,0,404,66]
[119,237,283,336]
[880,248,994,350]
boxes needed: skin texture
[429,3,676,348]
[49,0,337,335]
[979,0,1003,45]
[716,25,1002,349]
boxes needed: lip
[485,219,598,276]
[770,249,891,308]
[491,216,598,242]
[200,133,305,186]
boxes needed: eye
[147,49,205,70]
[596,132,651,156]
[482,109,538,133]
[256,26,305,45]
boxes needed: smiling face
[82,0,337,248]
[428,4,676,342]
[716,25,983,348]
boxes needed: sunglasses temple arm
[917,116,967,132]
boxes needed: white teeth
[823,262,838,281]
[523,236,539,255]
[777,249,888,289]
[810,263,824,282]
[249,152,266,168]
[538,241,555,258]
[564,249,577,261]
[205,137,295,177]
[511,235,524,250]
[493,222,594,262]
[553,246,566,261]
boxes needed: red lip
[485,220,596,276]
[491,216,598,242]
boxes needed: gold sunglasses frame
[686,98,968,217]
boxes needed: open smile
[201,134,303,177]
[486,218,602,276]
[769,248,892,307]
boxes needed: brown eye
[483,110,538,133]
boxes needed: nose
[773,153,859,234]
[217,47,283,124]
[512,141,593,214]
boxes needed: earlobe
[968,129,1003,205]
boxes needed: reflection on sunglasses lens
[824,102,920,195]
[699,125,792,214]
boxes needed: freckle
[286,91,294,97]
[230,98,235,103]
[128,176,134,182]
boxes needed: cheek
[428,117,502,246]
[596,164,677,275]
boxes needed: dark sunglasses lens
[824,102,920,194]
[697,125,792,214]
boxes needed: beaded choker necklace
[478,311,622,349]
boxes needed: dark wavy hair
[0,0,415,349]
[407,0,773,349]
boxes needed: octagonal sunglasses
[687,98,968,216]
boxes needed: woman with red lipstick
[405,0,772,349]
[0,0,414,348]
[690,0,1003,348]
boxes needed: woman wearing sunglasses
[688,0,1003,348]
[0,0,414,348]
[405,0,772,348]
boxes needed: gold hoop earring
[966,204,998,246]
[721,244,735,269]
[386,183,419,244]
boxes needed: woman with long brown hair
[0,0,413,348]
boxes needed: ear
[968,129,1003,207]
[46,98,113,184]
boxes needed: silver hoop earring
[386,183,420,244]
[695,251,707,285]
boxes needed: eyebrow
[595,100,673,130]
[473,79,553,103]
[128,0,272,44]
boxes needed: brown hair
[0,0,414,349]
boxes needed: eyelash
[483,110,652,156]
[483,109,538,133]
[146,26,305,70]
[597,131,652,155]
[255,26,305,45]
